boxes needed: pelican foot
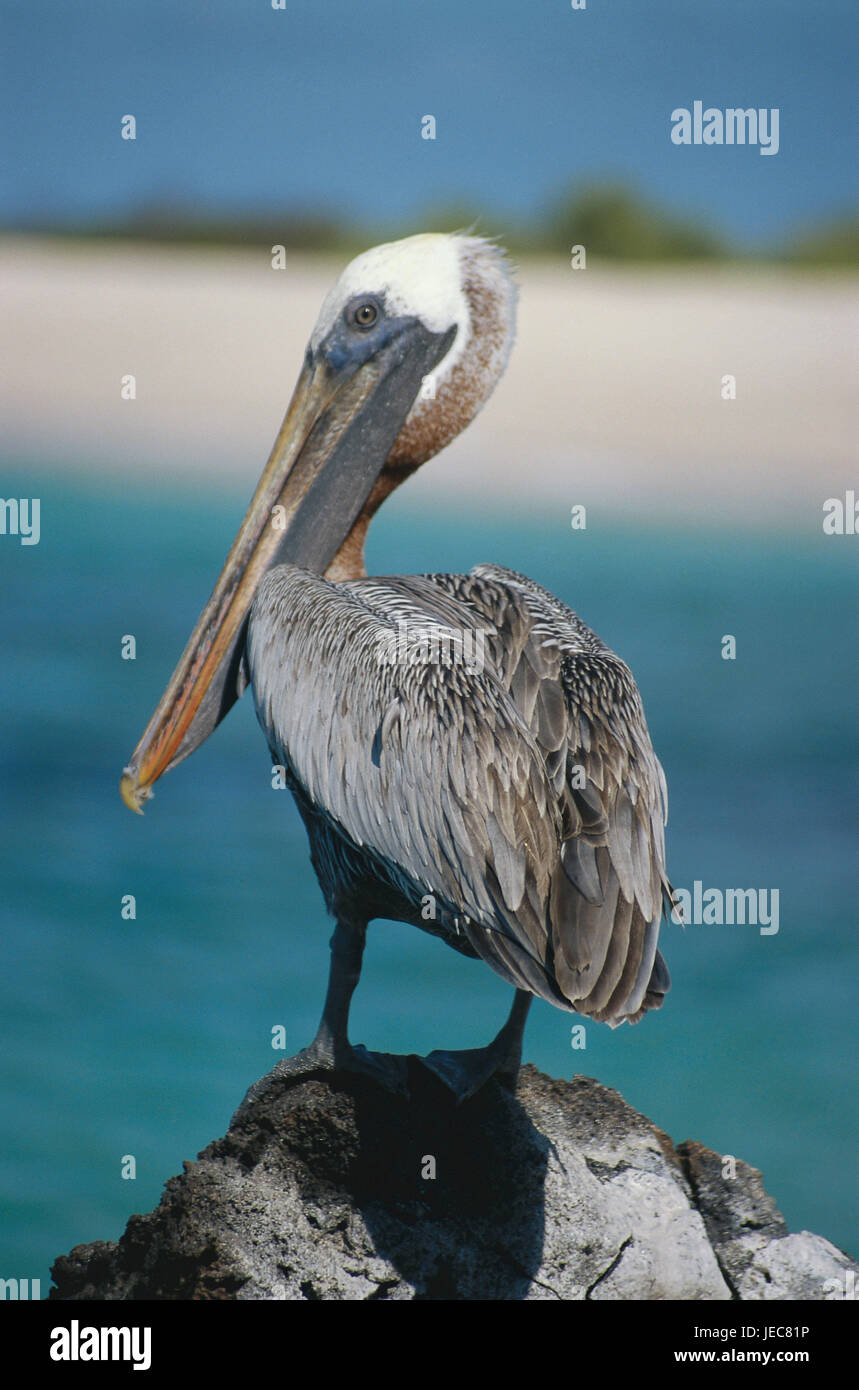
[347,1043,411,1095]
[233,1041,410,1122]
[419,1043,520,1103]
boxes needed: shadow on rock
[50,1063,857,1301]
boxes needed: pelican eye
[352,301,378,329]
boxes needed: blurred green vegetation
[5,184,857,265]
[777,213,859,266]
[543,183,726,261]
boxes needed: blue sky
[1,0,855,243]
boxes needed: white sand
[2,237,855,524]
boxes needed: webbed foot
[419,989,532,1102]
[419,1042,521,1102]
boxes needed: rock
[678,1140,855,1301]
[49,1063,856,1301]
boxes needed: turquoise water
[1,468,856,1293]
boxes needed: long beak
[120,318,453,813]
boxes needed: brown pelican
[120,233,672,1101]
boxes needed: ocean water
[0,468,856,1294]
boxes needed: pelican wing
[248,562,670,1022]
[448,565,673,1023]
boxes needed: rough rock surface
[50,1063,856,1301]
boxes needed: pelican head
[120,232,517,812]
[313,233,517,471]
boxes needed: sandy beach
[2,237,855,525]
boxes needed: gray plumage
[248,560,671,1027]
